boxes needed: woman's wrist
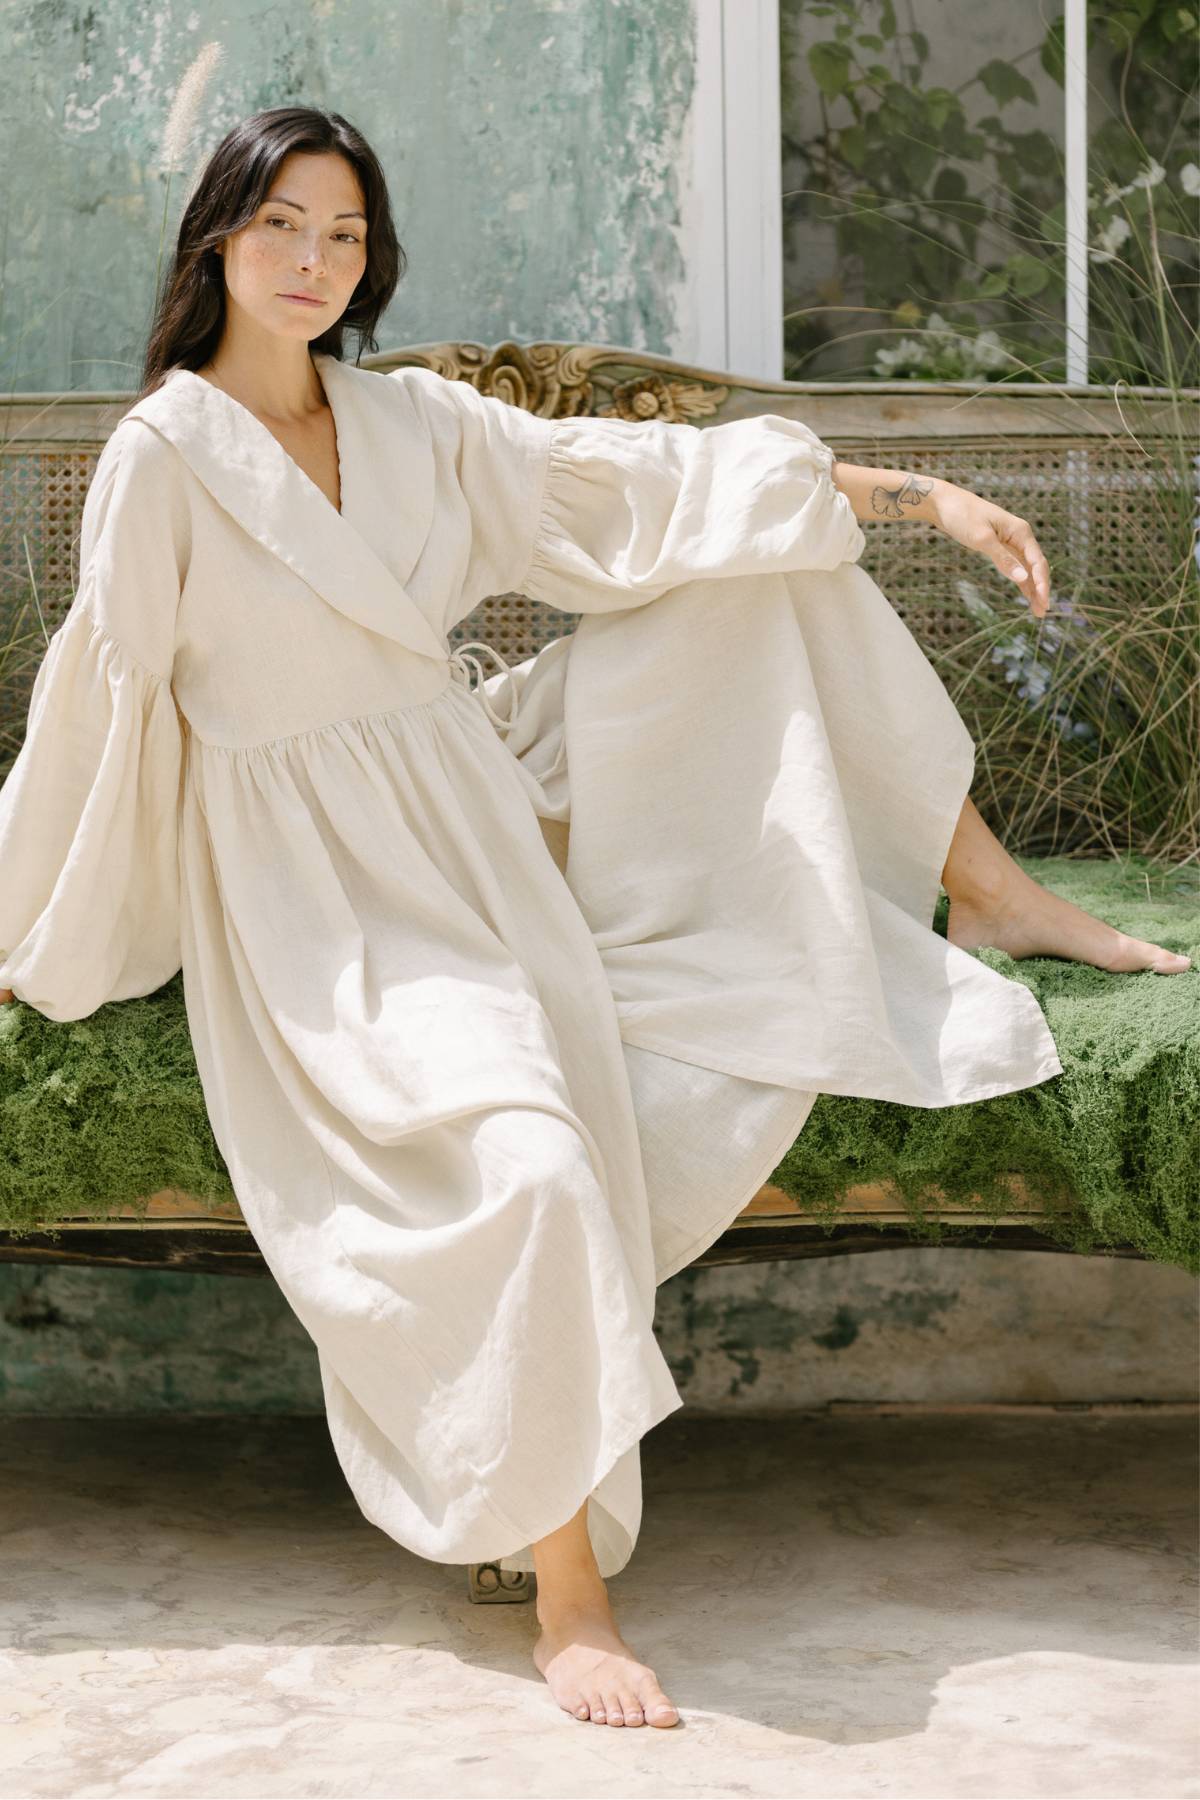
[830,460,949,528]
[830,458,1052,613]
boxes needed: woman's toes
[586,1691,606,1724]
[639,1679,680,1727]
[615,1684,645,1725]
[601,1689,626,1725]
[1153,946,1191,973]
[1105,931,1192,974]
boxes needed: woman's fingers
[994,519,1051,617]
[1000,518,1043,615]
[935,486,1052,619]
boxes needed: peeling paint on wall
[651,1252,1199,1413]
[2,0,697,391]
[2,1252,1196,1416]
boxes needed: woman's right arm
[0,422,188,1020]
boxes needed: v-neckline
[131,355,450,666]
[186,352,347,520]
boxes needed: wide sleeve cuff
[522,410,867,614]
[0,603,183,1022]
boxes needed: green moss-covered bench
[1,854,1197,1277]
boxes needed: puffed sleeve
[0,420,189,1022]
[395,367,866,628]
[524,408,867,612]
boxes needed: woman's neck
[194,338,326,425]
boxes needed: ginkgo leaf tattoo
[870,474,934,519]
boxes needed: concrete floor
[0,1410,1195,1799]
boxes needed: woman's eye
[265,217,360,244]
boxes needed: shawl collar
[124,353,448,665]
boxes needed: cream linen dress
[0,354,1063,1575]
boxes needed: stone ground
[0,1409,1195,1799]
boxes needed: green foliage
[783,0,1198,862]
[929,421,1199,865]
[781,0,1200,387]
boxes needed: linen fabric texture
[0,356,1063,1574]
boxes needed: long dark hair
[140,105,404,398]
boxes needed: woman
[0,105,1188,1734]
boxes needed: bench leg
[467,1561,536,1603]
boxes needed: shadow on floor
[1,1410,1196,1797]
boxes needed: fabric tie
[446,640,520,732]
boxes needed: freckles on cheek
[234,240,289,300]
[246,235,282,275]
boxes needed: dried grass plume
[158,41,224,177]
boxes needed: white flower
[1129,159,1166,191]
[873,337,926,374]
[1180,163,1200,197]
[1098,160,1167,205]
[1090,214,1132,262]
[970,329,1011,370]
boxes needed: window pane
[780,0,1198,387]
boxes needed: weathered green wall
[1,0,696,392]
[1,1254,1196,1416]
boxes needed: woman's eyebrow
[263,195,367,221]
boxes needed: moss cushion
[1,854,1196,1272]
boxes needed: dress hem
[614,1019,1064,1112]
[651,1086,823,1287]
[487,1379,687,1579]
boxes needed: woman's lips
[279,292,326,306]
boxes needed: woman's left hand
[931,481,1052,619]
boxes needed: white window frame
[1064,0,1090,383]
[680,0,783,380]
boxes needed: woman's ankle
[536,1567,610,1619]
[532,1521,610,1622]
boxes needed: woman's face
[215,150,369,340]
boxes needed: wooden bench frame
[0,1177,1141,1277]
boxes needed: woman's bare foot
[946,866,1192,974]
[529,1499,680,1728]
[533,1590,681,1729]
[941,794,1191,974]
